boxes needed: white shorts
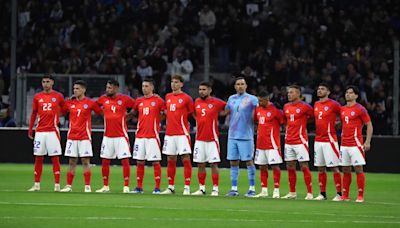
[314,141,340,167]
[340,146,366,166]
[100,136,131,159]
[65,139,93,158]
[284,144,310,162]
[133,138,162,161]
[33,131,62,156]
[162,135,192,156]
[193,140,221,163]
[254,149,283,165]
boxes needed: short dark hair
[234,76,246,84]
[288,84,301,91]
[318,82,331,91]
[258,90,269,98]
[42,74,54,81]
[171,75,184,83]
[345,85,359,95]
[199,81,211,88]
[143,77,154,85]
[73,80,87,89]
[107,79,119,87]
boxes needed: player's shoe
[244,190,256,198]
[123,186,130,193]
[341,196,351,202]
[84,185,91,193]
[281,192,297,199]
[332,194,342,201]
[211,190,219,196]
[272,188,280,198]
[191,189,206,196]
[152,188,161,194]
[314,194,327,200]
[225,190,239,197]
[95,186,110,193]
[355,196,364,203]
[183,187,191,195]
[160,187,175,195]
[130,187,144,194]
[54,184,61,192]
[254,189,268,198]
[304,193,313,200]
[27,183,40,192]
[60,185,72,192]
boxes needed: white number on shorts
[143,107,150,115]
[111,105,116,113]
[77,109,81,117]
[169,104,176,112]
[290,114,295,122]
[259,116,265,124]
[318,111,323,119]
[43,103,52,111]
[345,116,349,124]
[201,108,206,116]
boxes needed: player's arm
[364,121,373,151]
[28,97,38,139]
[221,97,231,116]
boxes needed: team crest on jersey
[117,100,122,105]
[208,104,213,109]
[267,112,271,117]
[178,98,183,103]
[324,106,329,111]
[83,104,88,109]
[52,97,56,102]
[296,108,301,113]
[351,111,355,116]
[151,102,156,106]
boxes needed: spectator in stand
[136,59,153,79]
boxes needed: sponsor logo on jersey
[117,100,122,105]
[196,105,201,108]
[167,99,171,103]
[139,102,143,106]
[178,98,183,104]
[286,110,289,113]
[324,106,329,111]
[208,104,213,109]
[52,97,57,102]
[315,108,318,111]
[39,98,44,102]
[71,105,76,108]
[351,111,355,116]
[105,100,110,104]
[151,102,156,106]
[267,112,271,117]
[296,108,301,113]
[83,104,89,109]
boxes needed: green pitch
[0,164,399,228]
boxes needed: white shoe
[272,188,280,198]
[60,185,72,192]
[54,184,61,192]
[314,194,327,200]
[305,193,314,200]
[95,186,110,193]
[281,192,297,199]
[160,188,175,195]
[191,189,206,196]
[123,186,130,193]
[211,190,219,196]
[27,182,40,192]
[183,187,191,195]
[332,194,342,201]
[84,185,91,193]
[254,191,269,198]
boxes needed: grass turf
[0,163,399,228]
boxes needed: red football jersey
[165,92,194,136]
[340,103,371,147]
[194,97,226,141]
[96,94,135,137]
[255,104,284,150]
[133,95,165,138]
[314,99,341,142]
[63,97,102,140]
[29,91,65,133]
[284,101,313,145]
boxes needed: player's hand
[28,129,34,140]
[363,142,371,151]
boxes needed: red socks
[183,159,192,186]
[83,170,91,186]
[288,168,297,192]
[121,159,130,187]
[153,163,162,189]
[51,156,60,184]
[260,169,268,188]
[318,172,327,193]
[333,172,342,193]
[212,173,219,187]
[356,173,365,197]
[198,171,206,186]
[67,171,74,185]
[342,173,352,198]
[101,159,110,186]
[34,156,44,182]
[167,160,177,185]
[302,166,312,193]
[136,163,145,188]
[273,167,281,188]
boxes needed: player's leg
[192,162,207,195]
[115,137,132,193]
[28,156,44,191]
[152,161,162,194]
[314,142,327,200]
[96,137,113,193]
[282,144,297,199]
[47,132,62,192]
[145,138,162,194]
[210,162,219,196]
[330,166,342,201]
[132,138,145,193]
[177,135,192,195]
[132,160,145,193]
[300,161,313,199]
[324,141,342,201]
[60,157,77,192]
[29,132,47,191]
[226,139,240,196]
[271,164,281,198]
[314,166,327,200]
[161,136,177,194]
[341,166,352,201]
[81,157,92,192]
[354,165,365,203]
[254,149,268,197]
[237,140,256,197]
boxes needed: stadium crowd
[0,0,399,134]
